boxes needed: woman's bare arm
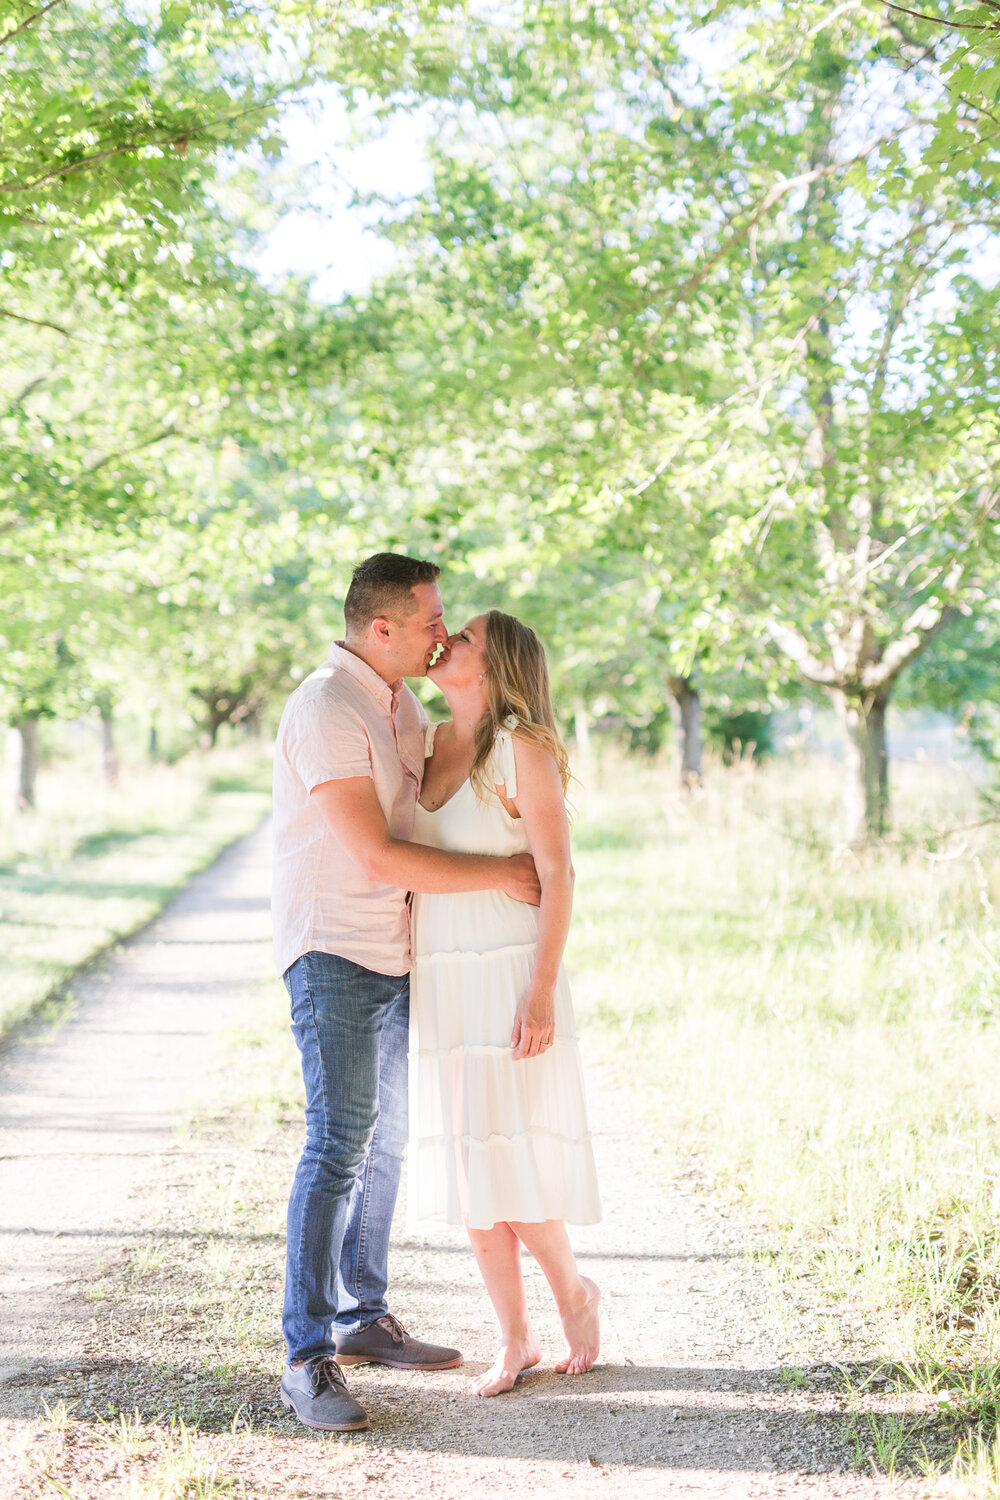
[505,736,574,1059]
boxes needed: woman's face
[429,613,488,690]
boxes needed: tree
[269,4,759,772]
[314,0,1000,839]
[693,3,1000,839]
[8,0,999,842]
[0,0,492,790]
[879,0,1000,159]
[0,568,84,807]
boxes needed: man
[272,552,540,1432]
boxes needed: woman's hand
[511,984,555,1060]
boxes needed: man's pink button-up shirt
[271,643,428,978]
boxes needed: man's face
[391,582,448,677]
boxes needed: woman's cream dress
[409,723,601,1231]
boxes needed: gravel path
[0,821,930,1498]
[0,823,274,1395]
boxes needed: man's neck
[340,637,400,688]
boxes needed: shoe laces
[309,1355,348,1392]
[374,1313,407,1345]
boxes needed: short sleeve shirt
[271,642,428,977]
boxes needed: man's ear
[370,615,392,646]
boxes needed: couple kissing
[271,552,601,1432]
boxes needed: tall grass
[0,741,272,1038]
[567,750,1000,1476]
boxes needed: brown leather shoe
[335,1313,463,1370]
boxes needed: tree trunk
[834,687,890,843]
[16,716,39,810]
[100,706,120,786]
[667,675,703,790]
[192,688,240,748]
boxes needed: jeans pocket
[287,956,319,1053]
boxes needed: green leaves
[3,0,1000,762]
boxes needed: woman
[409,609,601,1396]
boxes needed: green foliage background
[2,0,999,798]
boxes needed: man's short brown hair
[344,552,441,633]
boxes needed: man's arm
[311,777,541,905]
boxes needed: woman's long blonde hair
[469,610,571,802]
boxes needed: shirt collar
[328,641,403,708]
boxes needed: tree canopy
[3,0,999,836]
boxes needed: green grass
[0,743,272,1039]
[5,741,999,1491]
[566,749,1000,1486]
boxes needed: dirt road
[0,822,929,1498]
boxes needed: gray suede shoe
[335,1313,463,1370]
[279,1355,369,1431]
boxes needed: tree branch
[0,0,66,47]
[763,2,866,92]
[629,296,839,499]
[674,131,926,308]
[862,607,953,688]
[3,373,48,417]
[0,305,71,336]
[0,101,272,195]
[859,222,946,545]
[860,562,965,689]
[957,92,1000,131]
[882,9,938,61]
[83,423,179,476]
[631,125,925,380]
[869,240,941,412]
[881,1,994,30]
[767,622,840,686]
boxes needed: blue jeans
[282,951,410,1365]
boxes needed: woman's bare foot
[471,1337,542,1397]
[555,1276,600,1375]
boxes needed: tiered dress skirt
[408,735,601,1231]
